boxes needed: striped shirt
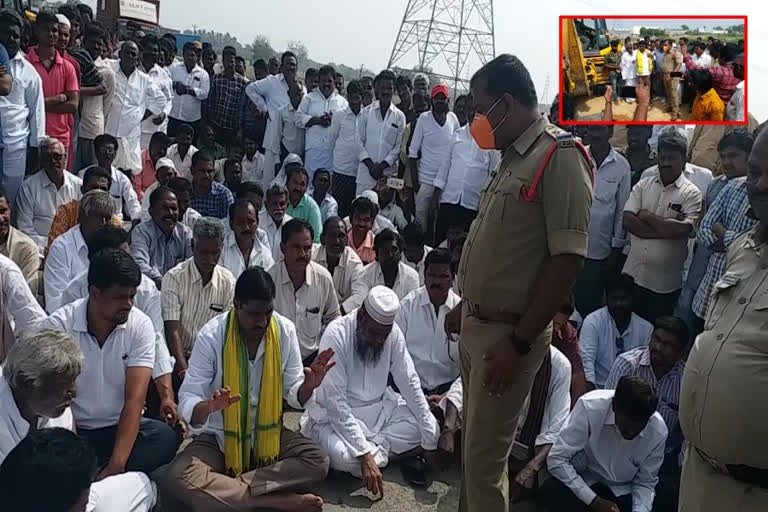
[683,55,740,103]
[161,258,236,353]
[692,177,757,318]
[604,346,684,452]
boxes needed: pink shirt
[132,150,157,200]
[26,46,79,147]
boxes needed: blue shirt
[190,181,234,219]
[0,43,12,149]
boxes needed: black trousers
[538,476,632,512]
[632,284,681,324]
[435,203,477,246]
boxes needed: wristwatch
[509,329,532,355]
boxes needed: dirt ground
[576,94,693,122]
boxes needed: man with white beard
[301,286,440,496]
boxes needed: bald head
[119,40,139,74]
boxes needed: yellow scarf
[636,50,651,74]
[222,310,282,476]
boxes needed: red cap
[431,84,450,98]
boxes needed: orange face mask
[470,96,507,150]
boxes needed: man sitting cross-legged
[161,267,334,512]
[301,286,440,497]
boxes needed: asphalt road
[156,411,544,511]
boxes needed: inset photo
[559,16,746,124]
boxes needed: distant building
[632,25,661,36]
[698,26,727,34]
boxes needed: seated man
[346,195,377,264]
[689,69,725,122]
[81,134,142,221]
[343,191,397,237]
[301,286,440,494]
[541,377,668,512]
[311,168,338,222]
[58,226,178,423]
[222,157,242,192]
[552,295,588,403]
[139,157,178,217]
[0,254,47,359]
[0,330,157,511]
[0,428,157,512]
[40,249,178,475]
[44,190,116,312]
[131,186,193,288]
[219,199,273,278]
[166,123,198,179]
[14,137,82,251]
[189,150,234,219]
[580,274,654,390]
[235,181,271,247]
[395,248,460,395]
[347,229,420,311]
[285,166,323,243]
[133,131,171,201]
[0,187,40,292]
[260,184,293,262]
[402,223,432,285]
[47,165,117,253]
[162,217,235,390]
[161,267,333,511]
[168,176,202,230]
[268,219,340,364]
[312,216,364,313]
[375,177,410,232]
[605,316,688,512]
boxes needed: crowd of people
[581,35,745,123]
[0,4,766,512]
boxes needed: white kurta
[300,312,439,477]
[218,228,274,279]
[0,376,157,512]
[105,61,166,174]
[346,261,420,312]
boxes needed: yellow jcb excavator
[562,18,616,97]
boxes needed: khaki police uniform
[679,226,768,511]
[456,115,593,512]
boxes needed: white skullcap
[56,14,71,28]
[155,157,176,172]
[359,189,379,207]
[363,286,399,325]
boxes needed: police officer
[678,125,768,511]
[452,54,593,512]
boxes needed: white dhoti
[304,147,333,183]
[1,144,27,206]
[262,149,280,190]
[113,129,142,176]
[87,472,157,512]
[301,387,423,477]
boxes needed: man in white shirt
[39,249,179,476]
[0,11,46,205]
[260,184,293,262]
[542,378,667,512]
[301,286,440,492]
[105,41,166,176]
[356,70,406,195]
[168,42,209,138]
[574,125,631,317]
[82,133,142,221]
[433,105,500,245]
[375,177,409,231]
[312,216,363,313]
[0,330,158,512]
[347,228,420,311]
[329,80,364,216]
[311,168,338,222]
[14,137,81,251]
[245,51,300,185]
[579,274,654,390]
[219,199,273,279]
[165,124,198,180]
[297,65,349,181]
[395,248,460,394]
[620,46,637,103]
[275,85,305,169]
[44,189,115,312]
[408,84,459,230]
[168,176,202,230]
[624,129,703,322]
[724,53,744,121]
[268,219,340,363]
[241,136,266,184]
[0,253,46,345]
[139,34,172,149]
[402,223,432,285]
[161,267,333,511]
[691,43,712,68]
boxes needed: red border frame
[558,15,747,125]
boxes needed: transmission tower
[388,0,495,92]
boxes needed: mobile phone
[386,177,405,190]
[592,84,607,97]
[670,71,683,78]
[619,86,636,99]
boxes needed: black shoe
[401,455,430,487]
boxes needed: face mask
[470,96,508,150]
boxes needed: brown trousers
[665,77,680,115]
[458,303,551,512]
[161,430,329,511]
